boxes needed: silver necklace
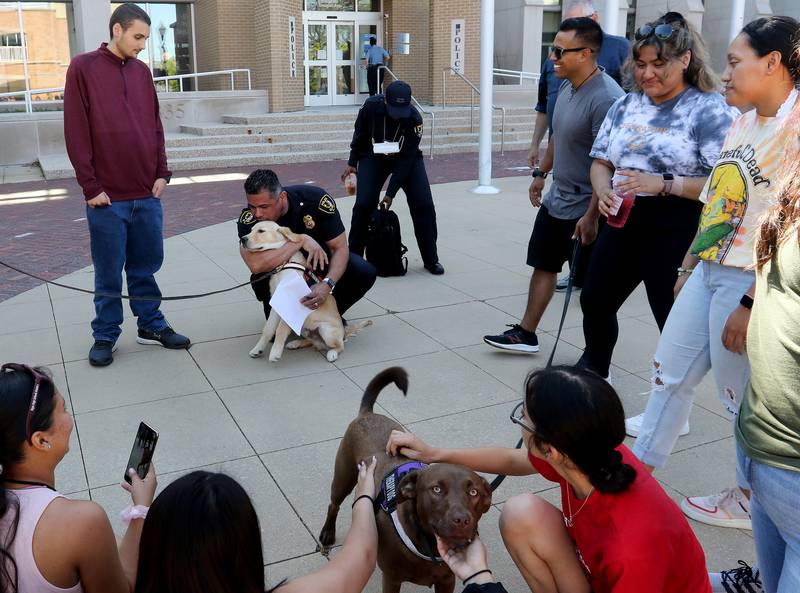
[564,486,595,527]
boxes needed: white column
[73,0,111,54]
[521,0,547,82]
[602,0,621,35]
[473,0,500,194]
[730,0,746,42]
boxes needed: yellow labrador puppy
[241,221,346,362]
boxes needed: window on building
[541,8,561,68]
[625,0,637,41]
[305,1,380,11]
[0,2,73,112]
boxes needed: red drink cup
[344,172,357,196]
[607,193,635,228]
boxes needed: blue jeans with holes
[633,262,754,479]
[86,197,168,343]
[737,443,800,593]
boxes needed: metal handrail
[493,67,540,85]
[153,68,252,92]
[378,65,436,158]
[442,66,505,155]
[0,68,252,113]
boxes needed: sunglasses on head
[550,45,593,60]
[635,23,676,41]
[1,363,48,444]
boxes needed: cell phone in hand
[124,422,159,484]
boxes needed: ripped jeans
[633,261,754,479]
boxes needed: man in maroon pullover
[64,3,190,367]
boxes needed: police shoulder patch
[319,194,336,214]
[239,209,255,225]
[414,123,424,138]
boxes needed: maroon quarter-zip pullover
[64,43,171,201]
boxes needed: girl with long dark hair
[387,366,710,593]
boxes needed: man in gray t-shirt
[365,36,390,96]
[484,16,623,354]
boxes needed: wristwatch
[740,294,754,310]
[323,277,336,292]
[660,173,674,195]
[532,168,549,179]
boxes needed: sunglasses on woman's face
[1,363,47,444]
[635,23,676,41]
[510,401,536,434]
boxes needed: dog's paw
[268,352,282,362]
[249,348,264,358]
[326,350,339,362]
[318,527,336,549]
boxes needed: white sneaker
[625,412,690,438]
[681,487,752,530]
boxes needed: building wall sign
[289,16,297,78]
[451,19,465,75]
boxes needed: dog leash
[0,257,310,302]
[489,241,581,492]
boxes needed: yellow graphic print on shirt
[691,162,748,262]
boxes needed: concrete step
[179,117,534,137]
[166,130,532,158]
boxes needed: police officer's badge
[303,214,315,229]
[240,210,255,225]
[414,124,423,138]
[319,194,336,214]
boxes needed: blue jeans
[633,262,754,476]
[737,443,800,593]
[87,197,168,343]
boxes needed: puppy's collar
[389,509,443,563]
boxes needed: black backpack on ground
[365,204,408,277]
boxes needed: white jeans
[633,261,754,473]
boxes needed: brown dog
[318,367,492,593]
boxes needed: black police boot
[424,262,445,275]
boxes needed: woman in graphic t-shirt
[626,16,800,538]
[387,366,711,593]
[579,12,738,380]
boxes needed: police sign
[289,16,297,78]
[451,19,465,75]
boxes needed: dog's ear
[475,475,492,515]
[277,226,303,243]
[397,471,420,504]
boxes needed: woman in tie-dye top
[628,16,800,539]
[579,12,738,382]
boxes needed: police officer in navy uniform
[343,80,444,275]
[238,169,377,320]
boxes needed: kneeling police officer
[343,80,444,275]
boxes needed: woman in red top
[387,366,710,593]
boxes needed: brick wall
[385,0,431,102]
[195,0,255,91]
[430,0,481,106]
[255,0,304,112]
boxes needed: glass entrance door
[305,21,356,106]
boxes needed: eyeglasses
[550,45,594,60]
[635,23,676,41]
[509,401,536,434]
[1,363,47,444]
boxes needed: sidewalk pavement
[0,175,754,591]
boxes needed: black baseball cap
[385,80,413,119]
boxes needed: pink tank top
[3,487,84,593]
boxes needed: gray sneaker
[555,276,580,292]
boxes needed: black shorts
[527,205,592,280]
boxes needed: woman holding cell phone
[579,11,738,380]
[0,363,157,593]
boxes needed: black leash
[0,258,309,302]
[489,241,581,492]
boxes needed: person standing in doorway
[365,36,390,96]
[64,3,190,368]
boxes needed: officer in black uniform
[343,80,444,275]
[237,169,377,320]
